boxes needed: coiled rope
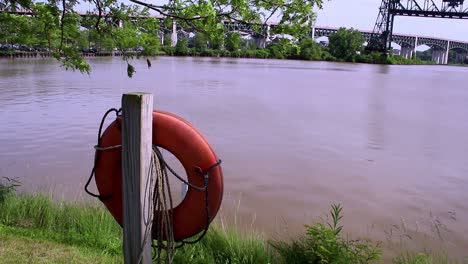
[151,146,176,263]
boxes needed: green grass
[0,192,274,263]
[0,231,121,263]
[392,252,463,264]
[0,178,460,263]
[0,192,382,263]
[0,193,123,255]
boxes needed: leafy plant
[193,33,208,51]
[305,203,382,264]
[175,38,189,56]
[0,177,21,205]
[299,38,322,60]
[225,32,242,52]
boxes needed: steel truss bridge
[368,0,468,55]
[314,26,468,64]
[222,22,468,64]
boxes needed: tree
[299,38,321,60]
[266,38,299,59]
[225,32,242,51]
[193,33,208,51]
[0,0,324,76]
[328,28,365,62]
[175,38,189,55]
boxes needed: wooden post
[121,93,154,264]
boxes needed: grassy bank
[0,192,276,263]
[0,179,458,263]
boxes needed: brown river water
[1,57,467,259]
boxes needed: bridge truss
[368,0,468,53]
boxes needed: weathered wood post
[121,93,154,264]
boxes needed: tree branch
[59,0,65,51]
[128,0,210,21]
[93,0,103,33]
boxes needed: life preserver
[93,110,224,241]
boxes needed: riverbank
[0,48,441,66]
[0,179,456,264]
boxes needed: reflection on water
[1,57,468,258]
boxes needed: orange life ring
[94,110,224,241]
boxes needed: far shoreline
[1,50,467,67]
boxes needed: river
[1,57,467,258]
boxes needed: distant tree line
[160,28,441,65]
[2,11,462,66]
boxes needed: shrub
[175,38,189,56]
[225,32,242,51]
[0,177,21,205]
[267,43,285,59]
[193,33,208,51]
[305,204,381,263]
[161,46,176,56]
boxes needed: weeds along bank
[0,178,462,263]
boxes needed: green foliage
[284,43,300,59]
[0,194,122,255]
[175,38,189,55]
[270,239,310,264]
[265,39,301,59]
[0,233,121,263]
[137,18,161,57]
[356,52,390,64]
[225,32,242,51]
[387,55,435,65]
[163,33,173,46]
[267,43,286,59]
[0,177,21,205]
[173,226,273,263]
[304,204,381,264]
[193,33,208,51]
[239,49,270,59]
[272,204,381,264]
[0,193,457,263]
[328,27,365,62]
[208,34,224,50]
[161,46,176,56]
[320,49,336,61]
[0,0,325,75]
[299,38,322,60]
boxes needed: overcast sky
[314,0,468,42]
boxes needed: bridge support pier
[158,31,165,46]
[171,21,178,47]
[444,41,450,65]
[400,46,414,59]
[253,37,267,49]
[413,37,418,59]
[254,25,270,48]
[432,49,447,65]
